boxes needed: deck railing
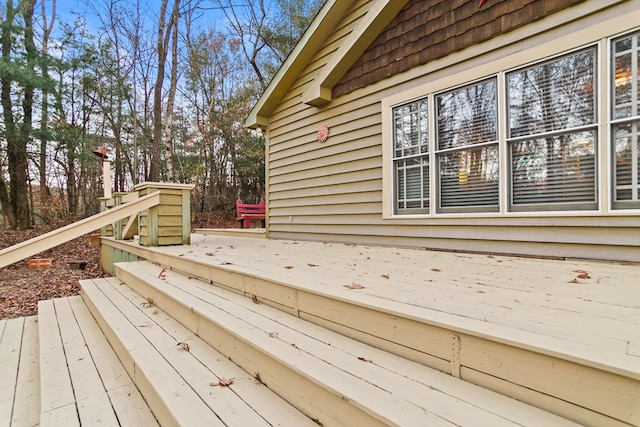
[0,182,193,269]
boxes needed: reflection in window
[393,100,429,213]
[435,79,499,212]
[507,48,598,210]
[611,30,640,208]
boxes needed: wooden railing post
[99,197,113,237]
[112,192,128,240]
[134,182,194,247]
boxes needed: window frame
[433,76,500,213]
[391,98,431,215]
[382,25,640,219]
[610,29,640,210]
[505,45,600,212]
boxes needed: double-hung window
[611,30,640,209]
[506,47,598,211]
[393,100,429,214]
[435,78,499,212]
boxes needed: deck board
[37,296,159,427]
[0,317,25,426]
[38,300,78,421]
[10,316,40,427]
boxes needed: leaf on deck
[140,296,154,307]
[345,282,365,289]
[210,378,234,387]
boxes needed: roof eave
[244,0,354,129]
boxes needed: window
[507,47,598,211]
[393,100,429,214]
[435,78,499,212]
[387,29,640,216]
[611,30,640,209]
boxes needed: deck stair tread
[136,236,639,379]
[111,260,581,427]
[38,296,159,426]
[81,276,320,427]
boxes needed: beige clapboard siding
[266,221,640,246]
[265,227,640,262]
[269,190,381,208]
[269,1,370,123]
[268,178,382,201]
[269,104,381,159]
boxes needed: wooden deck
[104,232,640,426]
[3,232,639,426]
[127,232,640,377]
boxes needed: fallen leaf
[577,273,591,279]
[357,356,373,363]
[284,265,294,269]
[312,418,323,426]
[382,274,390,279]
[268,332,278,338]
[157,268,166,279]
[210,378,234,387]
[152,309,159,315]
[307,263,319,267]
[568,278,579,284]
[177,341,190,352]
[344,282,365,289]
[430,268,441,272]
[252,295,260,304]
[140,296,154,307]
[291,343,299,349]
[205,252,215,256]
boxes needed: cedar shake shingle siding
[333,0,585,98]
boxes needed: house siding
[265,0,640,262]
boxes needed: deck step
[111,260,580,427]
[38,297,159,427]
[80,277,319,427]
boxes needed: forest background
[0,0,323,230]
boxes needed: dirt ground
[0,211,237,319]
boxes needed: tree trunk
[1,0,35,229]
[150,0,179,182]
[164,0,180,182]
[39,0,56,202]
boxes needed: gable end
[333,0,585,98]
